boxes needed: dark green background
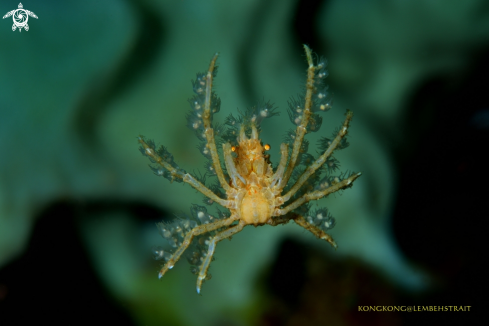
[0,0,487,325]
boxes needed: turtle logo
[3,3,37,32]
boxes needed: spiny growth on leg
[138,45,361,294]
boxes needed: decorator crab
[138,45,361,294]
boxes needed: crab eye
[231,146,237,152]
[264,144,271,151]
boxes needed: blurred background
[1,0,488,325]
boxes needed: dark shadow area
[0,199,166,326]
[260,237,401,326]
[392,48,489,325]
[293,0,330,53]
[74,0,166,149]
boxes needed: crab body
[230,129,274,225]
[138,45,361,293]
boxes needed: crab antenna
[239,125,247,142]
[251,124,259,139]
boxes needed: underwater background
[1,0,488,325]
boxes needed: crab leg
[196,221,245,294]
[138,137,229,207]
[271,143,289,188]
[267,213,336,248]
[203,53,231,192]
[281,111,354,202]
[158,216,237,279]
[223,143,246,187]
[278,45,316,190]
[293,215,337,249]
[274,172,362,216]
